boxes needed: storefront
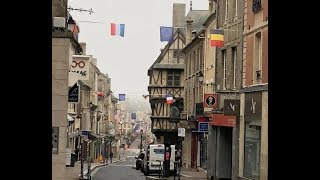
[191,117,209,170]
[207,113,236,179]
[240,90,268,180]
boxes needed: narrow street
[92,157,144,180]
[53,1,269,180]
[92,137,144,180]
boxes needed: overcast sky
[69,0,208,98]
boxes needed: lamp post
[119,122,123,159]
[140,129,143,153]
[109,127,115,164]
[109,136,113,163]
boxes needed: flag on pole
[111,23,125,37]
[210,29,224,47]
[119,94,126,101]
[160,26,173,42]
[166,94,173,104]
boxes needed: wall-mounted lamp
[67,17,76,32]
[197,71,204,83]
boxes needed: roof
[182,29,206,53]
[185,10,210,31]
[148,29,186,73]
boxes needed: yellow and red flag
[210,29,224,47]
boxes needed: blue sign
[81,130,89,136]
[198,122,209,132]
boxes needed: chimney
[172,3,186,28]
[186,17,193,44]
[209,0,213,12]
[52,0,67,18]
[80,42,86,55]
[209,0,216,14]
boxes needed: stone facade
[52,35,81,180]
[239,0,268,179]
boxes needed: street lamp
[197,71,204,83]
[109,127,115,163]
[119,122,123,160]
[140,129,143,153]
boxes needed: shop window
[244,123,261,179]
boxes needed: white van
[142,144,175,176]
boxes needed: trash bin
[71,153,76,167]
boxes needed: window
[185,90,188,111]
[233,0,238,21]
[252,0,262,14]
[232,47,237,89]
[200,46,204,70]
[254,32,262,84]
[188,89,191,113]
[185,55,188,77]
[224,0,229,24]
[189,54,192,76]
[222,50,227,90]
[197,48,200,71]
[244,123,261,179]
[154,149,164,154]
[173,50,182,58]
[193,51,196,74]
[167,70,181,86]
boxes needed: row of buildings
[52,0,132,179]
[147,1,267,180]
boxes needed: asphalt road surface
[92,137,145,180]
[92,156,145,180]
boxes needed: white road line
[180,173,192,177]
[109,164,134,167]
[146,176,162,179]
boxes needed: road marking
[180,173,192,177]
[126,156,137,158]
[146,176,162,179]
[109,164,134,167]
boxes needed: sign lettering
[224,99,240,116]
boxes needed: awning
[67,114,74,122]
[88,132,101,140]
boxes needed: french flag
[166,94,173,104]
[111,23,125,37]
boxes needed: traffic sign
[178,128,185,137]
[198,122,209,132]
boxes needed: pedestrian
[176,148,182,166]
[75,148,79,161]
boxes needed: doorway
[215,126,233,179]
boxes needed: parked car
[135,152,145,170]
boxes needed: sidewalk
[146,167,209,180]
[179,167,208,179]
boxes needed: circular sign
[170,106,180,119]
[205,95,216,107]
